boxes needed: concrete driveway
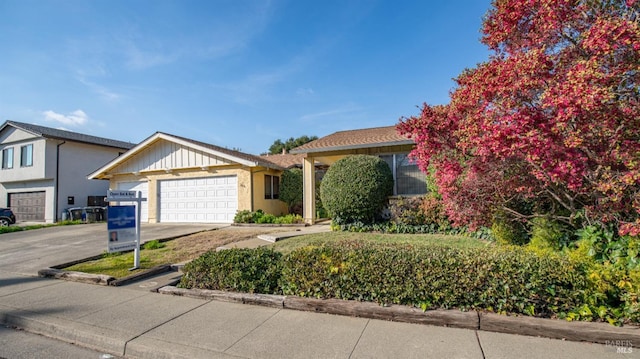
[0,223,226,276]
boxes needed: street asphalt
[0,223,638,358]
[0,222,225,276]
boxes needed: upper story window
[20,144,33,167]
[2,147,14,169]
[379,153,427,196]
[264,174,280,200]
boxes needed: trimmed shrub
[280,240,592,318]
[234,209,260,223]
[279,168,303,215]
[529,217,573,251]
[256,213,277,224]
[234,210,303,224]
[179,247,283,294]
[331,220,468,235]
[491,214,529,246]
[178,239,638,323]
[320,155,394,224]
[388,197,425,226]
[273,214,304,224]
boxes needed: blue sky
[0,0,491,154]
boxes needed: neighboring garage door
[9,191,46,222]
[158,176,238,223]
[116,181,149,222]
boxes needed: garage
[158,176,237,223]
[9,191,45,222]
[116,181,149,222]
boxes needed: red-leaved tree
[398,0,640,235]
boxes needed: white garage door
[116,181,149,222]
[158,176,238,223]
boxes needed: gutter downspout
[55,141,66,222]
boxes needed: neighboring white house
[0,121,134,223]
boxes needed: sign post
[106,190,147,270]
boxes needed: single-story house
[0,120,134,222]
[290,125,426,224]
[89,132,301,224]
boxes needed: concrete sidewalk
[0,270,633,359]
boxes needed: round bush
[320,155,394,224]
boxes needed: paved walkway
[0,272,640,359]
[1,271,636,358]
[0,223,637,358]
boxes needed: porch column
[303,155,316,224]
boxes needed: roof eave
[290,140,414,154]
[44,135,132,150]
[1,121,42,137]
[88,132,164,180]
[88,132,278,179]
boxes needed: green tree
[268,135,318,155]
[398,0,640,235]
[279,168,303,215]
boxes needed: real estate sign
[107,205,137,253]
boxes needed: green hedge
[177,240,640,322]
[280,241,591,317]
[179,247,282,294]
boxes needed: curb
[158,285,640,345]
[479,312,640,345]
[231,223,308,227]
[38,264,173,287]
[0,309,128,357]
[38,268,115,286]
[109,264,173,287]
[48,227,219,270]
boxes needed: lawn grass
[66,251,155,278]
[63,227,290,278]
[65,244,175,278]
[64,228,490,279]
[0,220,84,234]
[272,231,490,254]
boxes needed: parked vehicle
[0,208,16,226]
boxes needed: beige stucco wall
[107,165,289,222]
[109,166,249,223]
[301,144,416,224]
[251,169,288,216]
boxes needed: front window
[379,153,427,196]
[20,144,33,167]
[264,174,280,200]
[2,147,13,169]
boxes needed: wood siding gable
[111,139,235,174]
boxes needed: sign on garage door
[116,181,149,222]
[9,191,45,222]
[159,176,238,223]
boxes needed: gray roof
[2,121,135,150]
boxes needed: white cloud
[76,76,121,101]
[296,88,315,96]
[299,105,361,122]
[42,109,89,126]
[123,40,176,70]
